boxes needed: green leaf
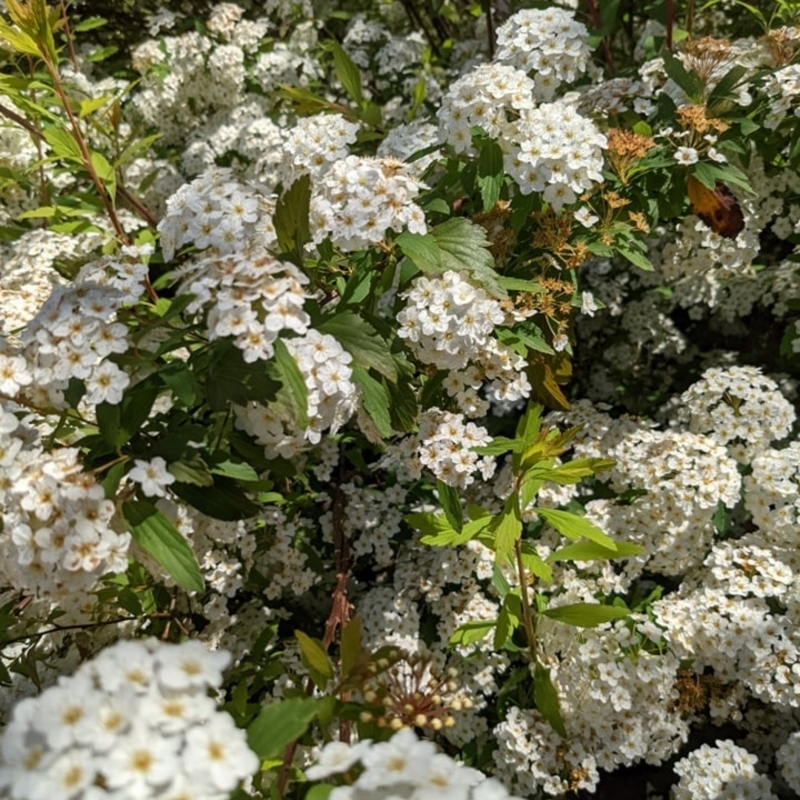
[661,49,702,101]
[494,592,521,649]
[519,546,553,583]
[395,231,440,273]
[90,151,116,200]
[437,480,462,533]
[209,460,260,482]
[159,362,197,406]
[318,313,397,381]
[547,541,643,563]
[535,508,617,551]
[492,495,522,559]
[167,459,214,487]
[534,662,567,738]
[618,245,654,271]
[171,480,260,520]
[274,174,311,260]
[247,697,320,759]
[295,630,333,689]
[431,218,504,298]
[329,40,363,104]
[72,16,107,32]
[42,125,83,163]
[525,458,616,485]
[543,602,630,628]
[340,617,362,679]
[273,338,309,429]
[471,436,523,457]
[87,45,118,63]
[477,139,504,211]
[449,619,496,647]
[122,500,204,592]
[352,367,392,438]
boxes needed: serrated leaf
[296,630,333,689]
[519,546,553,583]
[247,697,320,759]
[535,508,617,550]
[395,231,440,272]
[123,500,204,592]
[318,313,397,381]
[547,541,643,563]
[534,662,567,738]
[431,218,504,298]
[543,602,630,628]
[492,495,522,558]
[352,366,392,438]
[42,125,83,163]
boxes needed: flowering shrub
[0,1,800,799]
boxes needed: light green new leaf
[536,507,617,551]
[542,602,630,628]
[42,125,83,163]
[449,619,496,647]
[295,630,333,688]
[122,500,204,592]
[437,480,462,533]
[247,697,320,759]
[492,495,522,559]
[91,151,116,200]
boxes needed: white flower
[580,292,599,316]
[674,146,699,165]
[155,639,231,691]
[306,739,373,780]
[128,456,176,497]
[552,334,569,352]
[574,207,599,228]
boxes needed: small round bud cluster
[234,330,357,456]
[19,250,147,409]
[438,63,536,155]
[776,732,800,795]
[676,365,796,461]
[380,408,495,489]
[0,638,258,800]
[175,247,309,363]
[494,8,592,101]
[763,64,800,129]
[158,167,277,261]
[279,113,360,185]
[358,651,471,732]
[672,740,777,800]
[309,155,427,251]
[504,102,607,209]
[305,727,521,800]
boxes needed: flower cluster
[672,740,777,800]
[234,330,357,456]
[309,155,427,251]
[494,8,592,100]
[305,728,521,800]
[0,638,258,800]
[763,63,800,129]
[380,408,495,489]
[505,101,607,208]
[676,365,796,460]
[279,113,360,185]
[0,409,129,602]
[158,167,277,261]
[18,250,146,410]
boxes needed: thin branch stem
[515,538,538,665]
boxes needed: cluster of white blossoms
[158,167,277,261]
[279,113,361,185]
[176,247,310,363]
[763,63,800,129]
[234,330,357,456]
[305,728,520,800]
[745,442,800,554]
[18,248,147,410]
[309,155,428,251]
[504,101,607,208]
[0,407,130,602]
[438,63,536,155]
[493,8,592,101]
[397,272,530,409]
[777,732,800,794]
[672,740,777,800]
[379,408,495,489]
[676,365,796,460]
[0,638,259,800]
[377,121,443,178]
